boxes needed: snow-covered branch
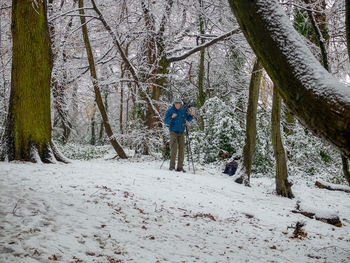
[166,28,240,63]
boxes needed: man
[164,100,194,172]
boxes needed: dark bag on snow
[223,161,238,176]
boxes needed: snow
[1,159,350,262]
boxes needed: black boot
[176,168,186,173]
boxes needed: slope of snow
[0,160,350,262]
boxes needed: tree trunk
[283,107,295,135]
[341,155,350,185]
[343,0,350,185]
[120,85,124,134]
[98,91,108,142]
[197,0,206,131]
[235,59,263,186]
[271,87,294,198]
[227,0,350,159]
[347,0,350,61]
[2,0,66,163]
[90,109,96,145]
[79,0,127,159]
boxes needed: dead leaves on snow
[182,211,216,222]
[48,254,58,261]
[289,221,308,240]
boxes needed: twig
[90,188,103,197]
[12,201,22,217]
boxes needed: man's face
[174,103,181,110]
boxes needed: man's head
[174,100,182,110]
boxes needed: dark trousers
[169,131,185,169]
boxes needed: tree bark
[120,84,124,134]
[79,0,127,159]
[197,0,206,131]
[343,0,350,185]
[342,155,350,185]
[90,109,96,145]
[271,87,294,198]
[227,0,350,159]
[347,0,350,61]
[283,107,295,135]
[235,59,263,186]
[2,0,67,163]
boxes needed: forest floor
[0,158,350,263]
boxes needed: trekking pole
[160,140,170,169]
[160,157,167,169]
[185,125,195,174]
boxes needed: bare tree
[235,59,263,186]
[271,86,294,198]
[79,0,127,159]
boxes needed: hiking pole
[185,125,195,174]
[160,140,170,169]
[160,157,167,169]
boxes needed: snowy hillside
[0,160,349,263]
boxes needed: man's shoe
[169,167,175,171]
[176,168,186,173]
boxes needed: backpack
[223,161,238,176]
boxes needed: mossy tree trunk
[283,107,295,135]
[227,0,350,159]
[79,0,127,159]
[235,59,262,186]
[271,87,294,198]
[2,0,66,163]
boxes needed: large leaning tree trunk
[306,0,350,186]
[235,58,263,186]
[1,0,67,163]
[227,0,350,159]
[271,87,294,198]
[79,0,127,159]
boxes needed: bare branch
[167,28,240,63]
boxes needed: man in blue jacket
[164,100,194,172]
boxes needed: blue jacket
[164,104,193,133]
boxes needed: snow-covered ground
[1,159,350,263]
